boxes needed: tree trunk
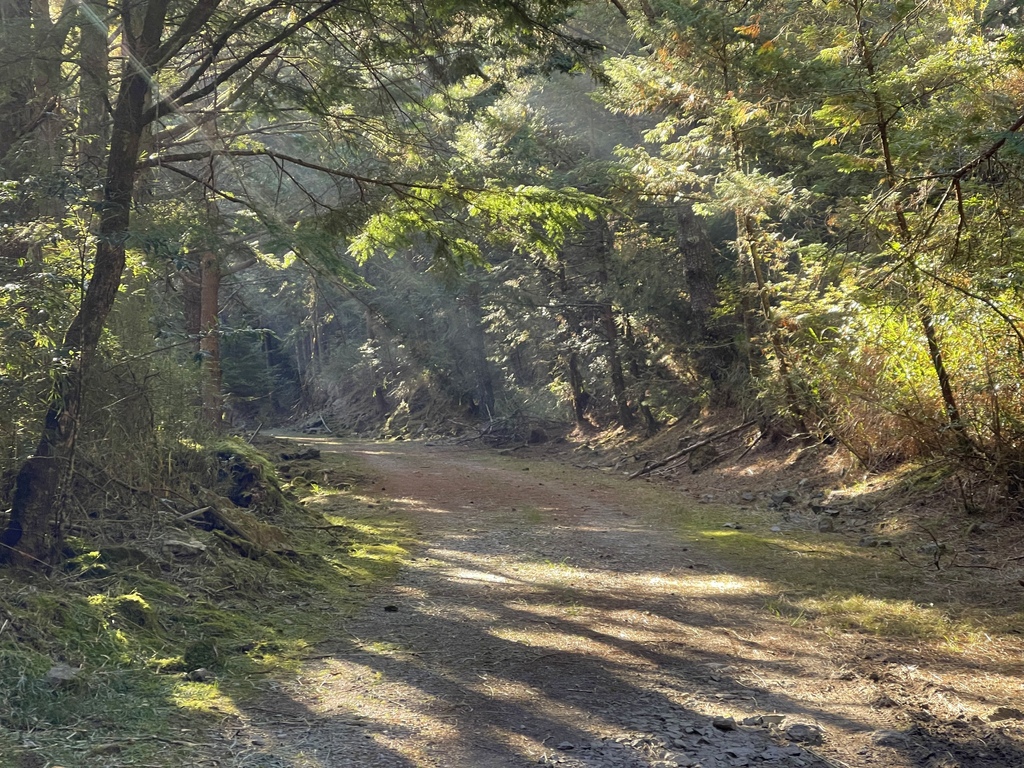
[567,352,589,425]
[623,316,659,434]
[555,255,590,426]
[78,0,109,185]
[856,19,965,440]
[600,300,635,428]
[737,211,805,428]
[592,220,635,428]
[0,0,68,262]
[462,277,496,419]
[0,0,170,566]
[199,250,224,426]
[676,204,720,327]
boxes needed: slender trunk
[78,0,109,186]
[0,0,67,261]
[623,316,659,434]
[568,352,588,424]
[856,14,964,437]
[463,278,496,419]
[738,212,804,426]
[600,301,635,428]
[593,220,635,428]
[0,0,34,265]
[555,256,589,426]
[199,250,223,426]
[676,204,720,327]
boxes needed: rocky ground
[202,436,1024,768]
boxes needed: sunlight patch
[446,568,514,584]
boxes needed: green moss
[0,438,415,768]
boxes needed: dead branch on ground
[629,421,757,479]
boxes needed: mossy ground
[0,438,412,768]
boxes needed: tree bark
[676,204,720,327]
[78,0,110,185]
[462,277,496,419]
[593,219,635,428]
[199,249,224,426]
[555,255,590,426]
[855,13,965,439]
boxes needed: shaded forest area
[4,0,1024,763]
[6,0,1024,561]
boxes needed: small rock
[185,667,215,682]
[870,729,907,747]
[556,741,575,750]
[383,605,399,612]
[725,747,753,758]
[770,526,782,533]
[741,492,756,502]
[162,539,207,557]
[712,716,736,731]
[722,522,742,530]
[45,663,81,688]
[817,518,834,532]
[858,536,891,547]
[771,490,796,505]
[785,724,823,745]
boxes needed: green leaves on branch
[349,184,606,266]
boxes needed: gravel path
[214,438,847,768]
[208,437,1024,768]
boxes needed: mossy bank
[0,436,412,768]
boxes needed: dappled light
[6,0,1024,766]
[185,436,1024,768]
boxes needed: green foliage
[594,0,1024,478]
[0,440,412,766]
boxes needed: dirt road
[223,438,1024,768]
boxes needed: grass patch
[0,438,413,767]
[668,504,1021,643]
[502,454,1023,646]
[520,505,544,524]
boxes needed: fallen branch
[629,421,756,479]
[176,506,212,522]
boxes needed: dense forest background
[4,0,1024,565]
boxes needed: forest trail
[222,437,1022,768]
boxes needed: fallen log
[628,421,757,479]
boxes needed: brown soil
[218,435,1024,768]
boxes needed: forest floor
[210,431,1024,768]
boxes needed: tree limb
[629,421,756,479]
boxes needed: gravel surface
[203,438,1024,768]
